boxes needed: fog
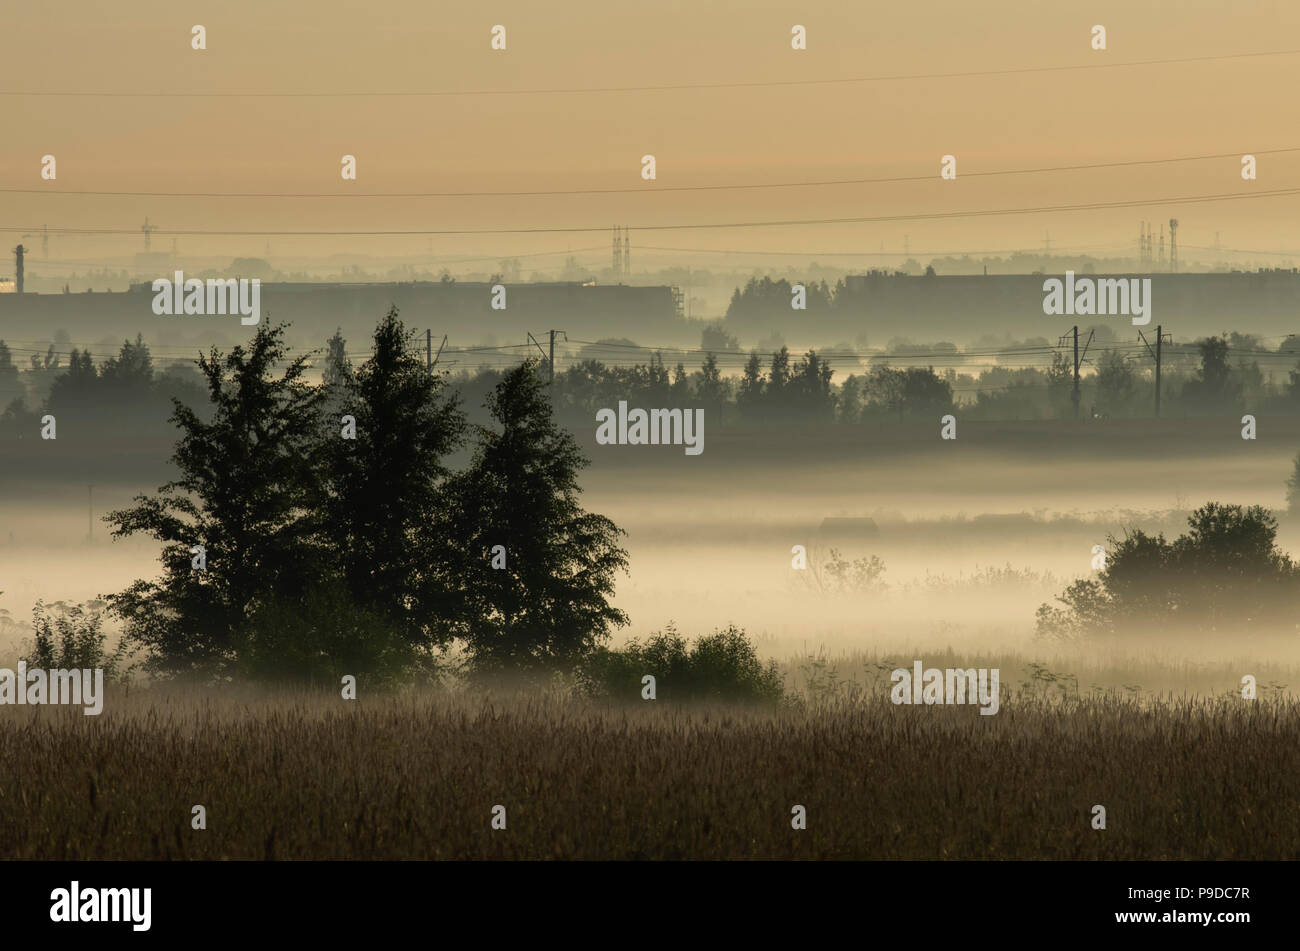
[6,415,1300,680]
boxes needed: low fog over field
[7,415,1300,678]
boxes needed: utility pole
[1138,324,1172,417]
[1060,325,1094,419]
[528,330,566,383]
[1159,324,1170,418]
[427,332,447,373]
[548,329,567,384]
[1072,326,1079,418]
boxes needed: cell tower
[1168,218,1179,273]
[141,216,158,251]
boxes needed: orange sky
[2,0,1299,266]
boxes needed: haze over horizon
[3,1,1299,271]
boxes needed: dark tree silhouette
[451,359,629,674]
[106,323,326,678]
[1036,502,1300,639]
[321,307,467,650]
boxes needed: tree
[106,323,327,678]
[1036,502,1300,638]
[322,307,467,651]
[696,352,729,426]
[670,362,690,403]
[46,348,98,431]
[1093,348,1138,417]
[451,359,629,674]
[1182,335,1241,413]
[701,321,739,353]
[737,352,765,421]
[99,335,154,398]
[1287,452,1300,514]
[0,340,23,408]
[320,327,353,423]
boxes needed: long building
[0,280,687,353]
[727,270,1300,344]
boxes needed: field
[2,658,1297,861]
[5,418,1300,860]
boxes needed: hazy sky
[3,1,1299,266]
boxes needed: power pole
[428,333,447,373]
[1059,325,1094,419]
[1138,324,1172,417]
[1156,326,1162,417]
[548,329,567,384]
[1072,326,1080,418]
[528,330,567,383]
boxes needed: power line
[7,147,1296,200]
[5,47,1299,98]
[5,185,1300,238]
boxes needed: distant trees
[1092,349,1140,417]
[1036,502,1300,639]
[0,341,22,408]
[1181,335,1242,413]
[724,276,834,336]
[860,365,953,421]
[0,336,205,443]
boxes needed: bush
[232,585,441,689]
[576,624,785,706]
[23,601,133,682]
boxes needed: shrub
[232,585,437,689]
[576,624,785,706]
[23,601,133,682]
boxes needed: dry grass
[1,685,1297,860]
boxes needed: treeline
[447,333,1292,427]
[0,336,207,442]
[103,309,629,684]
[6,328,1297,445]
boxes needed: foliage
[23,601,133,682]
[576,624,785,706]
[1036,502,1300,639]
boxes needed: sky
[2,1,1299,267]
